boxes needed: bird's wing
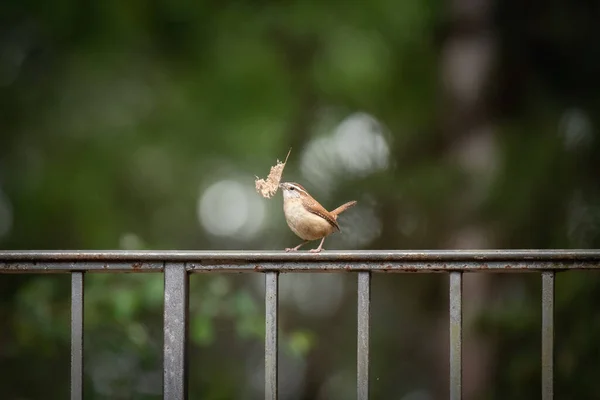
[301,197,340,231]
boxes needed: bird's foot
[286,241,309,252]
[309,237,326,253]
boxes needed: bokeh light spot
[198,179,265,240]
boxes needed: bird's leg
[309,237,326,253]
[285,241,309,252]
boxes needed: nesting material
[255,148,291,199]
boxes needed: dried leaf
[255,148,291,199]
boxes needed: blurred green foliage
[1,0,600,399]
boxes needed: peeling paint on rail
[1,254,599,274]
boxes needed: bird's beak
[278,183,285,189]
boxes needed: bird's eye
[290,186,295,191]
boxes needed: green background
[1,0,600,399]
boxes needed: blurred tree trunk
[436,0,497,398]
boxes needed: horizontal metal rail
[1,250,599,400]
[1,250,600,272]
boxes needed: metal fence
[1,250,599,400]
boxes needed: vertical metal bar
[163,263,189,400]
[71,272,84,400]
[265,271,279,400]
[357,271,371,400]
[542,271,555,400]
[449,272,463,400]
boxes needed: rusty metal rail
[1,250,600,400]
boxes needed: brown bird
[279,182,357,253]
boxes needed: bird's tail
[330,200,357,219]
